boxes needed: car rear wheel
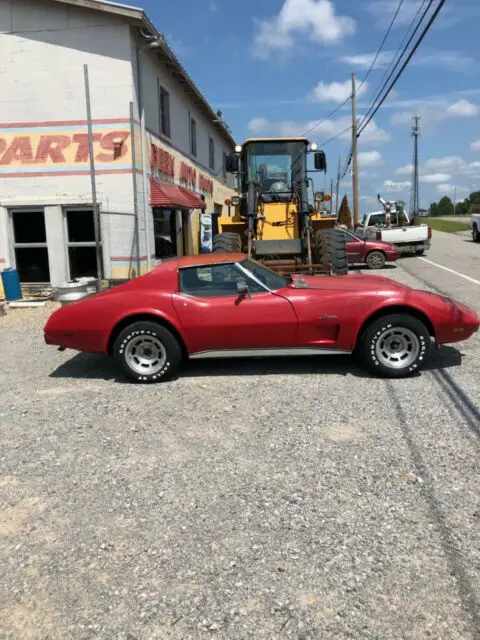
[315,229,348,275]
[357,314,431,378]
[113,321,182,383]
[473,224,480,243]
[212,232,242,253]
[365,250,386,269]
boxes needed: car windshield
[245,141,306,198]
[240,259,289,290]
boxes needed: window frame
[63,207,101,281]
[209,136,215,170]
[158,81,171,138]
[190,117,197,157]
[178,261,271,298]
[9,207,51,282]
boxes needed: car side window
[369,213,386,226]
[179,264,265,297]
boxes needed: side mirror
[314,151,327,172]
[236,277,251,297]
[226,153,240,173]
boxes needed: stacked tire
[315,229,348,275]
[212,232,242,253]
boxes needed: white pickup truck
[355,197,432,256]
[471,213,480,243]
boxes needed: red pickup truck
[340,228,400,269]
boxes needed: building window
[65,209,100,280]
[209,136,215,170]
[223,151,227,180]
[158,82,171,138]
[190,117,197,157]
[10,209,50,282]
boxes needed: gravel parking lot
[1,263,479,640]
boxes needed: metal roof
[49,0,236,148]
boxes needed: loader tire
[212,232,242,253]
[315,229,348,275]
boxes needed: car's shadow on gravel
[49,345,463,383]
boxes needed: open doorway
[65,208,100,280]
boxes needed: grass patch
[422,217,470,233]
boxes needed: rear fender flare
[106,309,189,357]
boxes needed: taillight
[376,230,382,240]
[428,226,432,239]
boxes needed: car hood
[288,274,408,292]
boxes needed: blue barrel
[1,268,22,301]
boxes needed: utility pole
[351,73,359,227]
[335,156,341,216]
[453,185,457,216]
[330,178,334,214]
[409,115,421,217]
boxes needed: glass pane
[15,247,50,282]
[67,209,95,243]
[180,264,265,297]
[12,210,46,244]
[68,246,98,279]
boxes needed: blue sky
[139,0,480,213]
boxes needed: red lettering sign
[180,161,196,189]
[199,174,213,195]
[0,131,130,166]
[150,143,175,178]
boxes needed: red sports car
[44,254,479,383]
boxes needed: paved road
[398,229,480,312]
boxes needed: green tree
[436,196,454,216]
[337,195,352,228]
[429,202,439,216]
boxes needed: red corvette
[44,254,479,382]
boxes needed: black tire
[315,229,348,275]
[365,250,386,269]
[473,224,480,243]
[357,314,431,378]
[113,321,182,383]
[212,232,242,253]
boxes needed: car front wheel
[113,321,182,383]
[473,224,480,243]
[357,314,431,377]
[365,250,386,269]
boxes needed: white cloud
[425,156,464,173]
[471,140,480,152]
[395,164,413,176]
[412,51,474,73]
[365,0,427,28]
[338,51,394,69]
[311,78,368,103]
[436,183,455,195]
[252,0,355,59]
[420,173,451,184]
[247,115,390,145]
[383,180,410,192]
[358,150,383,166]
[446,99,480,117]
[391,99,480,130]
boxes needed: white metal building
[0,0,236,288]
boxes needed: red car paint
[344,232,399,265]
[44,254,479,357]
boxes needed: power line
[357,0,406,93]
[358,0,445,135]
[358,0,430,128]
[302,0,406,140]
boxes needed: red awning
[150,179,191,208]
[150,179,206,210]
[178,186,206,210]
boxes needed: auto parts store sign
[0,121,132,176]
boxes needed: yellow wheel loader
[215,137,347,275]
